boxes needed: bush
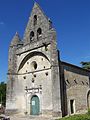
[58,114,90,120]
[87,109,90,115]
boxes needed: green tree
[0,82,6,106]
[80,61,90,70]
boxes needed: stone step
[10,115,55,120]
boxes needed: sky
[0,0,90,82]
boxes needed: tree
[0,82,6,106]
[80,61,90,70]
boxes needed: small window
[30,31,34,41]
[66,79,70,84]
[37,28,42,39]
[74,79,77,84]
[45,72,48,76]
[34,15,37,25]
[34,74,36,77]
[23,76,26,79]
[82,81,84,85]
[32,78,34,83]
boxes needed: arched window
[30,31,34,41]
[37,28,42,40]
[33,15,37,26]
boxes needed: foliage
[80,61,90,70]
[87,109,90,115]
[58,114,90,120]
[0,82,6,106]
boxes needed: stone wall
[6,2,90,118]
[61,61,90,116]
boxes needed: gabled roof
[32,2,48,20]
[61,61,90,73]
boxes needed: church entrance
[31,95,40,115]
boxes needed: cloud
[0,22,4,25]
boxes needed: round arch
[18,51,50,72]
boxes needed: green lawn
[58,114,90,120]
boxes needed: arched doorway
[30,95,40,115]
[87,90,90,109]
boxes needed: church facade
[6,3,90,117]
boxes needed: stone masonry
[6,2,90,118]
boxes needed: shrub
[87,109,90,115]
[58,114,90,120]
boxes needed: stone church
[6,2,90,117]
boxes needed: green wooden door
[31,96,40,115]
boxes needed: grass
[58,114,90,120]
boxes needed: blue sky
[0,0,90,82]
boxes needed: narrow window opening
[70,100,75,114]
[82,81,84,85]
[30,31,34,41]
[37,28,42,40]
[34,15,37,26]
[74,79,77,84]
[66,79,70,84]
[34,63,37,69]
